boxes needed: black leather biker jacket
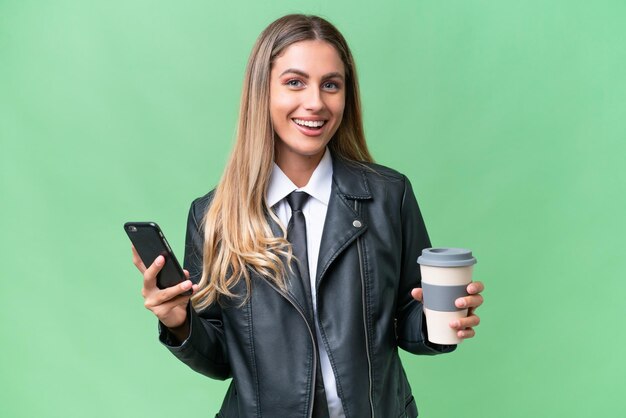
[159,156,456,417]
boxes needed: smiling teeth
[293,119,325,128]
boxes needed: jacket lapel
[264,156,373,310]
[316,157,372,288]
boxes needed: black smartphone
[124,222,190,294]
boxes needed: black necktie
[285,191,330,418]
[286,191,312,305]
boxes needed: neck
[275,149,324,188]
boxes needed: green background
[2,0,624,417]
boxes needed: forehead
[272,40,345,76]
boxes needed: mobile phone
[124,222,190,294]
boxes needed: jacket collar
[330,154,373,201]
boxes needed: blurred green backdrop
[1,0,624,417]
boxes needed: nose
[303,87,324,112]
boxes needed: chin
[295,147,327,158]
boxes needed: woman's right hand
[132,246,199,341]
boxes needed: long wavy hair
[192,14,373,310]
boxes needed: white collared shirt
[266,148,345,418]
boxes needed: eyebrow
[279,68,345,81]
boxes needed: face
[269,40,346,168]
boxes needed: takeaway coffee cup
[417,248,477,345]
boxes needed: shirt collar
[267,148,333,207]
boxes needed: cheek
[331,96,346,122]
[270,93,296,118]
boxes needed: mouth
[292,118,326,131]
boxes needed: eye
[285,79,304,88]
[322,81,341,91]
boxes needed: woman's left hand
[411,281,485,340]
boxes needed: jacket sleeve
[395,176,457,355]
[158,196,231,380]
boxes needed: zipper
[355,200,375,417]
[265,281,317,418]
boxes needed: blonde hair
[192,14,373,310]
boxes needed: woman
[133,14,484,418]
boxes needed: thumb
[411,287,423,302]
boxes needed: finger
[142,255,166,292]
[468,281,484,294]
[450,314,481,330]
[151,279,194,306]
[411,288,423,302]
[131,246,147,272]
[457,328,475,339]
[455,294,484,309]
[183,269,190,280]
